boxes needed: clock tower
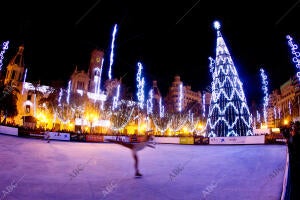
[88,49,104,92]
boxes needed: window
[26,105,30,113]
[77,81,84,90]
[11,70,16,79]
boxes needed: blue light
[0,41,9,71]
[286,35,300,81]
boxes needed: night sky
[1,0,300,104]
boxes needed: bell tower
[4,45,25,86]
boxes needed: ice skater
[106,134,156,178]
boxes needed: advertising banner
[29,133,44,138]
[194,136,209,145]
[209,135,265,144]
[180,136,194,144]
[45,132,70,141]
[154,137,180,144]
[104,135,130,143]
[86,135,104,142]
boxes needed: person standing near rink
[44,131,50,143]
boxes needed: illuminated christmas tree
[206,21,253,137]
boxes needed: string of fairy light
[108,24,118,80]
[0,41,9,71]
[159,97,164,118]
[260,68,269,125]
[286,34,300,81]
[147,89,153,115]
[136,62,145,109]
[66,80,71,105]
[21,68,28,94]
[178,83,183,112]
[112,84,120,111]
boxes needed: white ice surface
[0,134,287,200]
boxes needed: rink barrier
[280,147,291,200]
[0,125,18,136]
[0,125,284,146]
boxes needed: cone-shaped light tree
[206,21,253,137]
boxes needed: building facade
[165,75,202,114]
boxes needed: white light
[213,21,221,30]
[179,83,183,112]
[66,80,71,105]
[159,97,164,118]
[108,24,118,80]
[112,84,120,110]
[202,93,206,117]
[136,62,145,109]
[87,92,107,101]
[76,89,83,96]
[147,89,153,115]
[58,88,63,106]
[260,68,269,125]
[22,68,28,94]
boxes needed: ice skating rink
[0,134,287,200]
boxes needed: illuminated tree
[152,113,170,134]
[185,111,200,133]
[206,21,253,137]
[169,113,188,133]
[109,100,134,132]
